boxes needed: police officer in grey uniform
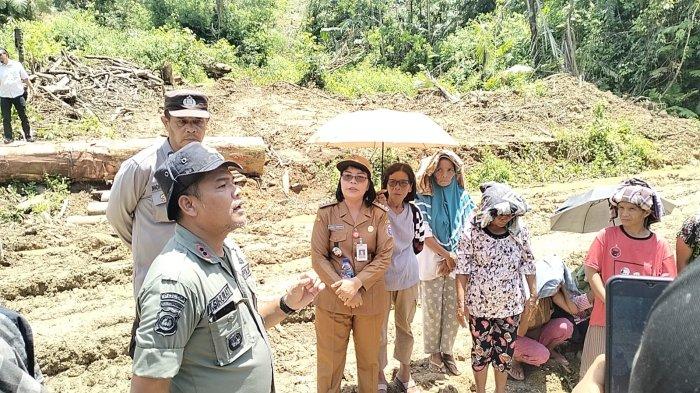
[131,142,324,393]
[108,90,211,357]
[107,89,211,297]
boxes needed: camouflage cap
[155,142,242,220]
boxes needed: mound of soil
[1,71,699,392]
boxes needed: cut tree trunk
[87,201,108,215]
[66,215,108,225]
[0,136,267,183]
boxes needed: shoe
[441,353,461,376]
[3,138,12,144]
[25,132,35,142]
[428,357,445,373]
[394,375,421,393]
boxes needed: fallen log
[87,201,108,215]
[0,136,267,183]
[66,215,107,225]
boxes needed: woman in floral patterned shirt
[455,182,537,393]
[677,212,700,272]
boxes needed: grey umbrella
[549,185,676,233]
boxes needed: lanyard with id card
[355,238,368,262]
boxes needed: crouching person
[130,142,324,393]
[1,307,48,393]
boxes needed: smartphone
[605,275,672,393]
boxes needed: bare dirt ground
[1,75,699,393]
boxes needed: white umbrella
[307,109,458,148]
[550,185,676,233]
[307,109,458,175]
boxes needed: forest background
[1,0,698,119]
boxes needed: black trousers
[1,93,31,140]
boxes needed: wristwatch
[279,296,297,315]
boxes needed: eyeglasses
[387,180,411,188]
[341,173,368,183]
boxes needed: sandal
[441,353,461,376]
[428,357,445,373]
[507,361,525,381]
[395,376,421,393]
[378,382,388,393]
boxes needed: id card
[355,240,368,262]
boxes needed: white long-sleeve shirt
[0,60,29,98]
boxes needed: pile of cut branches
[29,51,164,121]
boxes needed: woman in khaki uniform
[311,156,395,393]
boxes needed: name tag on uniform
[240,263,251,279]
[151,184,167,206]
[328,224,344,231]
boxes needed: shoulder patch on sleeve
[155,292,188,336]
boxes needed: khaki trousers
[315,306,383,393]
[379,284,419,369]
[421,276,459,354]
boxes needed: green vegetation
[1,0,696,114]
[143,0,277,65]
[0,11,238,82]
[466,108,662,189]
[305,0,699,115]
[467,151,514,189]
[324,61,424,98]
[0,175,70,223]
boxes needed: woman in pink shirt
[578,178,677,378]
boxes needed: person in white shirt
[0,48,34,144]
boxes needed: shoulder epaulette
[372,201,389,212]
[319,200,338,208]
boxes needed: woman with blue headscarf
[415,150,475,375]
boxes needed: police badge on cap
[164,89,210,118]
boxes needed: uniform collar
[173,224,226,265]
[160,138,174,157]
[337,201,372,227]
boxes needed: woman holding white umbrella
[414,150,475,375]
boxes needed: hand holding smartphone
[605,275,671,393]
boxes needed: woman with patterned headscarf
[677,212,700,272]
[579,178,677,378]
[414,150,475,375]
[455,182,537,393]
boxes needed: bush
[0,175,70,223]
[438,11,530,89]
[1,11,238,82]
[237,31,328,86]
[146,0,277,65]
[95,0,153,30]
[365,19,435,73]
[324,60,423,98]
[553,108,660,177]
[467,150,514,189]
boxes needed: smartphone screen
[606,276,671,393]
